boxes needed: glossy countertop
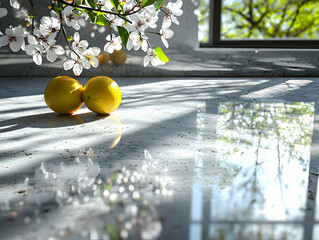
[1,77,319,240]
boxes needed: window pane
[199,0,210,43]
[221,0,319,40]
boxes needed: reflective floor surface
[1,77,319,240]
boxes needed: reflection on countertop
[209,102,315,240]
[0,100,317,240]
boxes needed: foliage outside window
[199,0,319,45]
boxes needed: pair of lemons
[44,76,121,115]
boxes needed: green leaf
[86,11,97,23]
[117,26,129,48]
[110,0,120,12]
[142,0,157,8]
[154,0,164,10]
[53,4,61,14]
[155,46,169,62]
[87,0,96,8]
[95,15,109,26]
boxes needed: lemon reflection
[47,114,85,128]
[107,115,122,149]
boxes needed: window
[200,0,319,48]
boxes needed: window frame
[200,0,319,48]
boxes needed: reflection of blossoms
[0,148,172,240]
[0,0,183,75]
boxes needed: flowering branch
[0,0,183,76]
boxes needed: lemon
[98,53,110,64]
[44,76,84,114]
[83,76,121,115]
[110,50,126,65]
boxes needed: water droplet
[90,229,99,240]
[24,216,30,224]
[120,229,129,239]
[132,191,140,200]
[144,149,152,159]
[119,186,125,193]
[109,193,118,202]
[103,190,110,198]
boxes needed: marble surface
[1,48,319,78]
[1,77,319,240]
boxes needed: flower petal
[63,59,74,70]
[82,58,90,69]
[144,55,150,67]
[9,38,23,52]
[92,47,101,56]
[90,57,99,68]
[73,32,80,43]
[10,0,20,9]
[33,52,42,65]
[55,45,65,55]
[162,15,171,29]
[28,35,37,45]
[0,8,8,18]
[0,35,9,47]
[161,36,169,48]
[47,49,57,62]
[73,62,83,76]
[5,28,13,37]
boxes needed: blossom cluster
[0,0,183,75]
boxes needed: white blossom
[106,14,125,31]
[63,52,83,76]
[72,32,89,53]
[104,34,122,54]
[142,5,158,29]
[144,48,165,67]
[0,0,182,76]
[129,13,148,32]
[45,39,65,62]
[25,44,43,65]
[82,47,100,69]
[10,0,20,9]
[159,28,174,48]
[123,0,136,13]
[39,16,61,36]
[162,15,171,29]
[96,0,113,11]
[167,0,183,25]
[63,6,81,30]
[127,32,148,52]
[0,27,25,52]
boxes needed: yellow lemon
[98,53,110,64]
[44,76,84,114]
[83,76,121,115]
[110,50,127,65]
